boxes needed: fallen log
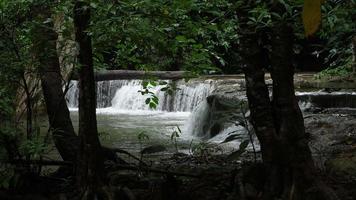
[71,70,190,81]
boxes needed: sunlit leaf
[149,102,157,109]
[302,0,324,37]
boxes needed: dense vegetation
[0,0,355,199]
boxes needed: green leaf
[175,35,187,42]
[159,81,168,85]
[138,131,149,141]
[152,97,159,104]
[167,89,174,95]
[171,131,178,140]
[239,139,250,151]
[90,2,98,8]
[149,81,157,87]
[149,102,157,109]
[176,126,182,133]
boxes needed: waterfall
[183,100,211,137]
[296,91,356,108]
[66,79,214,112]
[66,78,356,145]
[66,81,79,108]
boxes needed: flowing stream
[66,79,219,154]
[66,79,356,155]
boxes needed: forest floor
[1,152,355,200]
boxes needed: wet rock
[244,183,258,199]
[297,92,356,108]
[325,154,356,181]
[196,84,248,139]
[305,112,356,170]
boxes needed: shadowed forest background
[0,0,355,200]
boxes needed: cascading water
[65,78,356,156]
[66,79,249,142]
[65,79,219,142]
[66,79,215,112]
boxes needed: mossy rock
[325,153,356,181]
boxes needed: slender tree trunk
[34,4,123,167]
[33,7,79,162]
[239,34,277,163]
[21,75,33,141]
[352,36,356,74]
[74,1,104,198]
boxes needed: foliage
[139,79,178,109]
[3,0,352,84]
[191,142,223,159]
[20,135,49,160]
[137,131,149,158]
[88,0,239,74]
[0,0,354,176]
[317,0,355,72]
[98,131,112,141]
[170,126,181,153]
[139,80,162,109]
[314,65,352,79]
[0,0,28,161]
[0,165,18,189]
[0,0,53,166]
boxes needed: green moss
[326,154,356,179]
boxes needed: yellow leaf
[302,0,323,37]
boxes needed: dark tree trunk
[353,36,356,74]
[33,7,79,162]
[269,23,312,198]
[266,22,339,200]
[239,34,277,164]
[239,12,339,200]
[74,1,104,198]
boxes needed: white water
[66,79,217,140]
[66,79,355,153]
[66,79,247,145]
[67,80,214,112]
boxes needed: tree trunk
[239,34,277,164]
[239,17,339,200]
[352,36,356,74]
[74,1,104,198]
[267,22,339,200]
[33,7,79,162]
[34,5,124,167]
